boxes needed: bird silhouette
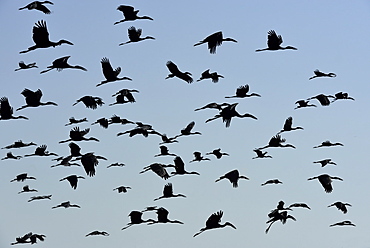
[261,179,282,186]
[225,84,261,98]
[110,91,137,106]
[259,134,296,149]
[158,133,179,145]
[252,149,272,159]
[51,156,80,168]
[114,186,132,193]
[28,195,52,202]
[85,231,109,237]
[154,183,186,201]
[307,94,335,106]
[59,175,85,189]
[194,31,237,54]
[193,210,236,237]
[29,234,46,244]
[114,5,153,25]
[117,127,159,138]
[108,114,135,125]
[148,207,184,225]
[171,156,200,176]
[119,26,155,45]
[107,162,125,168]
[19,1,53,14]
[205,103,257,127]
[328,202,352,214]
[215,169,249,188]
[59,127,99,143]
[18,185,38,194]
[154,145,177,157]
[121,211,155,230]
[175,121,201,138]
[256,30,297,52]
[10,173,36,182]
[277,117,303,134]
[52,201,80,209]
[91,118,109,129]
[15,61,38,71]
[288,203,311,210]
[140,163,173,180]
[24,144,58,157]
[2,152,22,160]
[197,69,224,83]
[206,148,229,159]
[73,96,104,109]
[294,100,316,109]
[16,89,57,111]
[11,232,33,245]
[332,92,355,102]
[329,220,355,227]
[189,151,210,163]
[165,61,193,83]
[309,69,336,80]
[265,210,296,234]
[194,102,230,111]
[76,152,107,177]
[20,20,73,53]
[307,174,343,193]
[0,97,28,120]
[2,140,36,149]
[97,58,132,87]
[40,56,87,74]
[65,117,88,126]
[313,159,337,167]
[313,140,343,148]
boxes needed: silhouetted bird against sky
[252,149,272,159]
[19,1,53,14]
[313,140,343,148]
[108,114,134,125]
[11,232,33,245]
[114,5,153,25]
[140,163,173,180]
[59,127,99,143]
[85,231,109,237]
[114,186,132,193]
[165,61,193,83]
[332,92,355,102]
[2,152,22,160]
[265,210,296,234]
[119,26,155,45]
[73,96,104,109]
[97,57,132,87]
[307,174,343,193]
[51,155,80,168]
[40,56,87,74]
[15,61,38,71]
[197,69,224,83]
[154,183,186,201]
[189,151,210,163]
[158,133,178,145]
[256,30,297,52]
[59,175,85,189]
[313,158,337,167]
[288,203,311,210]
[28,194,52,202]
[259,134,296,150]
[308,94,335,106]
[65,117,87,126]
[294,99,316,109]
[77,152,107,177]
[215,169,249,188]
[16,88,57,111]
[175,121,202,138]
[18,185,38,194]
[148,207,184,225]
[121,211,155,230]
[155,145,176,157]
[261,179,282,186]
[92,118,109,129]
[194,102,230,111]
[171,156,200,176]
[20,20,73,53]
[329,220,355,227]
[225,84,261,98]
[110,92,137,106]
[2,141,35,149]
[117,127,159,138]
[206,148,229,159]
[0,97,28,120]
[107,162,125,168]
[328,202,352,214]
[194,31,237,54]
[52,201,80,209]
[29,234,45,244]
[24,144,57,157]
[309,69,336,80]
[10,173,36,182]
[68,142,83,158]
[278,116,303,134]
[193,210,236,237]
[205,103,257,128]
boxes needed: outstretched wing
[267,30,282,49]
[33,20,50,45]
[166,61,181,74]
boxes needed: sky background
[1,0,370,247]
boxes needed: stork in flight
[193,210,236,237]
[114,5,153,25]
[256,30,297,52]
[307,174,343,193]
[194,31,237,54]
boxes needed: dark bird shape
[259,134,296,149]
[114,186,132,193]
[206,148,229,159]
[288,203,311,210]
[19,1,53,14]
[194,210,236,237]
[65,117,87,126]
[0,97,28,120]
[165,61,193,83]
[85,231,109,237]
[194,31,237,54]
[119,26,155,45]
[278,116,303,134]
[175,121,201,138]
[18,185,38,194]
[197,69,224,83]
[108,114,134,125]
[215,169,249,188]
[140,163,173,180]
[121,211,155,230]
[29,234,45,244]
[313,159,337,167]
[154,183,186,201]
[329,220,355,227]
[309,69,336,80]
[97,58,132,87]
[117,127,160,138]
[194,102,230,111]
[265,210,296,234]
[256,30,297,52]
[68,142,83,157]
[52,201,80,209]
[148,207,184,225]
[154,145,177,157]
[114,5,153,25]
[328,202,352,214]
[77,152,107,177]
[16,88,57,111]
[24,144,58,157]
[11,232,33,245]
[205,103,257,128]
[15,61,38,71]
[50,156,80,168]
[252,149,272,159]
[40,56,86,74]
[307,174,343,193]
[171,156,200,176]
[261,179,282,186]
[107,162,125,168]
[59,127,99,143]
[274,200,292,211]
[20,20,73,53]
[11,173,36,182]
[60,175,85,189]
[73,96,104,109]
[2,152,22,160]
[294,100,316,109]
[2,140,36,149]
[307,94,335,106]
[313,140,343,148]
[332,92,355,102]
[109,92,137,106]
[92,118,109,129]
[158,133,179,145]
[225,84,261,98]
[190,151,210,163]
[112,89,139,101]
[28,194,52,202]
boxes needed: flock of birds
[3,1,358,246]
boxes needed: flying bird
[16,89,57,111]
[121,211,155,230]
[197,69,224,83]
[0,97,28,120]
[194,31,237,54]
[309,69,336,80]
[165,61,193,83]
[329,220,355,227]
[294,100,316,109]
[307,174,343,193]
[332,92,355,102]
[252,149,272,159]
[119,26,155,45]
[65,117,88,126]
[97,57,132,87]
[11,232,33,245]
[154,146,177,157]
[91,118,109,129]
[313,140,343,148]
[265,210,296,234]
[59,175,85,189]
[114,5,153,25]
[15,61,38,71]
[261,179,283,186]
[19,1,54,14]
[59,127,99,143]
[189,151,211,163]
[28,195,52,202]
[193,210,236,237]
[194,102,230,111]
[10,173,36,182]
[114,186,132,193]
[171,156,200,176]
[1,152,22,160]
[76,152,107,177]
[215,169,249,188]
[52,201,80,209]
[277,117,303,134]
[307,94,335,106]
[18,185,38,194]
[175,121,202,138]
[154,183,186,201]
[313,159,337,167]
[148,207,184,225]
[206,148,229,159]
[256,30,297,52]
[40,56,87,74]
[2,140,36,149]
[225,84,261,98]
[73,96,104,109]
[140,163,173,180]
[258,134,296,149]
[24,145,57,157]
[85,231,109,237]
[288,203,311,210]
[328,202,352,214]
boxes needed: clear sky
[1,0,370,247]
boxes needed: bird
[109,92,136,106]
[59,175,85,189]
[313,140,344,148]
[65,117,88,126]
[265,210,296,234]
[288,203,311,210]
[29,234,46,244]
[206,148,229,159]
[215,169,249,188]
[148,207,184,225]
[107,162,125,168]
[91,118,109,129]
[154,183,186,201]
[112,89,139,102]
[329,220,356,227]
[328,202,352,214]
[20,20,73,53]
[24,144,58,157]
[258,134,296,149]
[2,140,36,149]
[193,210,236,237]
[28,195,52,202]
[97,58,132,87]
[1,152,22,160]
[309,69,336,80]
[114,5,153,25]
[11,232,33,245]
[165,61,193,83]
[85,231,109,237]
[307,174,343,193]
[121,211,155,230]
[140,163,173,180]
[119,26,155,45]
[15,61,38,71]
[10,173,36,182]
[261,179,283,186]
[294,100,316,109]
[313,159,337,167]
[19,1,53,14]
[274,201,292,211]
[194,102,230,111]
[225,84,261,98]
[332,92,355,102]
[73,96,104,109]
[194,31,237,54]
[108,114,134,125]
[252,149,272,159]
[117,127,159,138]
[307,94,335,106]
[50,156,80,168]
[175,121,202,138]
[197,69,224,83]
[77,152,107,177]
[16,89,58,111]
[189,152,211,163]
[256,30,297,52]
[154,145,177,157]
[158,133,179,145]
[205,103,257,128]
[52,201,80,209]
[114,186,132,193]
[171,156,200,176]
[40,56,87,74]
[0,97,28,120]
[277,116,304,134]
[59,127,99,143]
[18,185,38,194]
[67,142,83,158]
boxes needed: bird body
[18,185,38,194]
[140,163,173,180]
[197,69,224,83]
[194,210,236,237]
[149,207,184,224]
[259,134,296,149]
[309,69,336,80]
[206,148,229,159]
[119,26,155,45]
[0,97,28,120]
[307,174,343,193]
[332,92,355,102]
[19,1,53,14]
[114,5,153,25]
[165,61,193,83]
[261,179,282,186]
[225,84,261,98]
[17,88,57,111]
[171,156,200,176]
[313,140,343,148]
[2,152,22,160]
[121,211,155,230]
[60,175,85,189]
[294,100,316,109]
[98,58,132,86]
[215,169,249,188]
[114,186,131,193]
[175,121,201,138]
[313,159,336,167]
[40,56,86,74]
[328,202,352,214]
[155,145,176,157]
[24,144,58,157]
[278,116,303,134]
[194,102,230,111]
[15,61,38,71]
[59,127,99,143]
[194,31,237,54]
[154,183,186,201]
[52,201,80,209]
[2,140,36,149]
[256,30,297,52]
[252,149,272,159]
[11,173,36,182]
[308,94,334,106]
[329,220,355,227]
[73,96,104,109]
[85,231,109,237]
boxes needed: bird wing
[101,57,115,79]
[166,61,181,74]
[267,30,282,49]
[283,117,293,130]
[21,88,35,98]
[36,4,52,14]
[33,20,50,45]
[117,5,135,17]
[163,183,173,196]
[174,156,185,172]
[206,211,222,227]
[183,121,195,133]
[236,84,249,96]
[128,26,141,40]
[81,153,99,177]
[207,32,223,54]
